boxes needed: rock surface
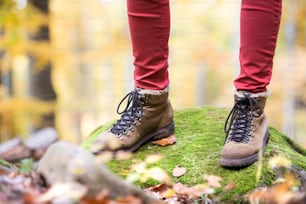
[37,141,159,203]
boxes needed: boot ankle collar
[235,90,270,98]
[136,86,170,96]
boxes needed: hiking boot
[220,91,270,167]
[91,87,174,153]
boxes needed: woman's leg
[91,0,173,153]
[127,0,170,90]
[221,0,282,168]
[234,0,282,93]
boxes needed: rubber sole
[125,120,175,152]
[220,130,270,168]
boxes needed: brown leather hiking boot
[91,87,174,153]
[220,91,270,168]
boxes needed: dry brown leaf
[144,184,176,200]
[81,197,109,204]
[152,135,176,146]
[80,189,110,204]
[22,192,38,204]
[188,184,208,198]
[247,174,305,204]
[224,182,236,191]
[115,195,143,204]
[95,189,110,201]
[203,174,222,188]
[144,183,169,193]
[115,150,132,160]
[144,184,170,200]
[173,182,208,199]
[173,182,189,195]
[172,166,187,178]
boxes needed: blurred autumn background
[0,0,305,147]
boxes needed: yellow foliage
[0,1,49,60]
[0,97,55,140]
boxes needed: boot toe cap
[221,142,258,159]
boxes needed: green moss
[82,106,306,203]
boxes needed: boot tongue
[239,99,250,106]
[224,95,253,144]
[238,96,264,117]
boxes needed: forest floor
[1,106,306,203]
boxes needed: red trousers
[127,0,282,92]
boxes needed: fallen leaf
[152,135,176,146]
[95,189,110,201]
[81,197,109,204]
[173,182,189,195]
[36,182,88,203]
[164,198,181,204]
[144,183,169,193]
[81,189,109,204]
[224,182,236,191]
[188,184,209,198]
[268,154,291,169]
[115,195,143,204]
[144,167,171,184]
[163,188,176,199]
[131,162,146,173]
[247,174,305,204]
[172,166,187,178]
[115,150,132,160]
[144,184,169,200]
[22,192,37,204]
[203,174,222,188]
[173,182,209,198]
[145,154,163,164]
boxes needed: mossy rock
[82,106,306,203]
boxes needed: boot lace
[110,90,144,136]
[224,93,261,144]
